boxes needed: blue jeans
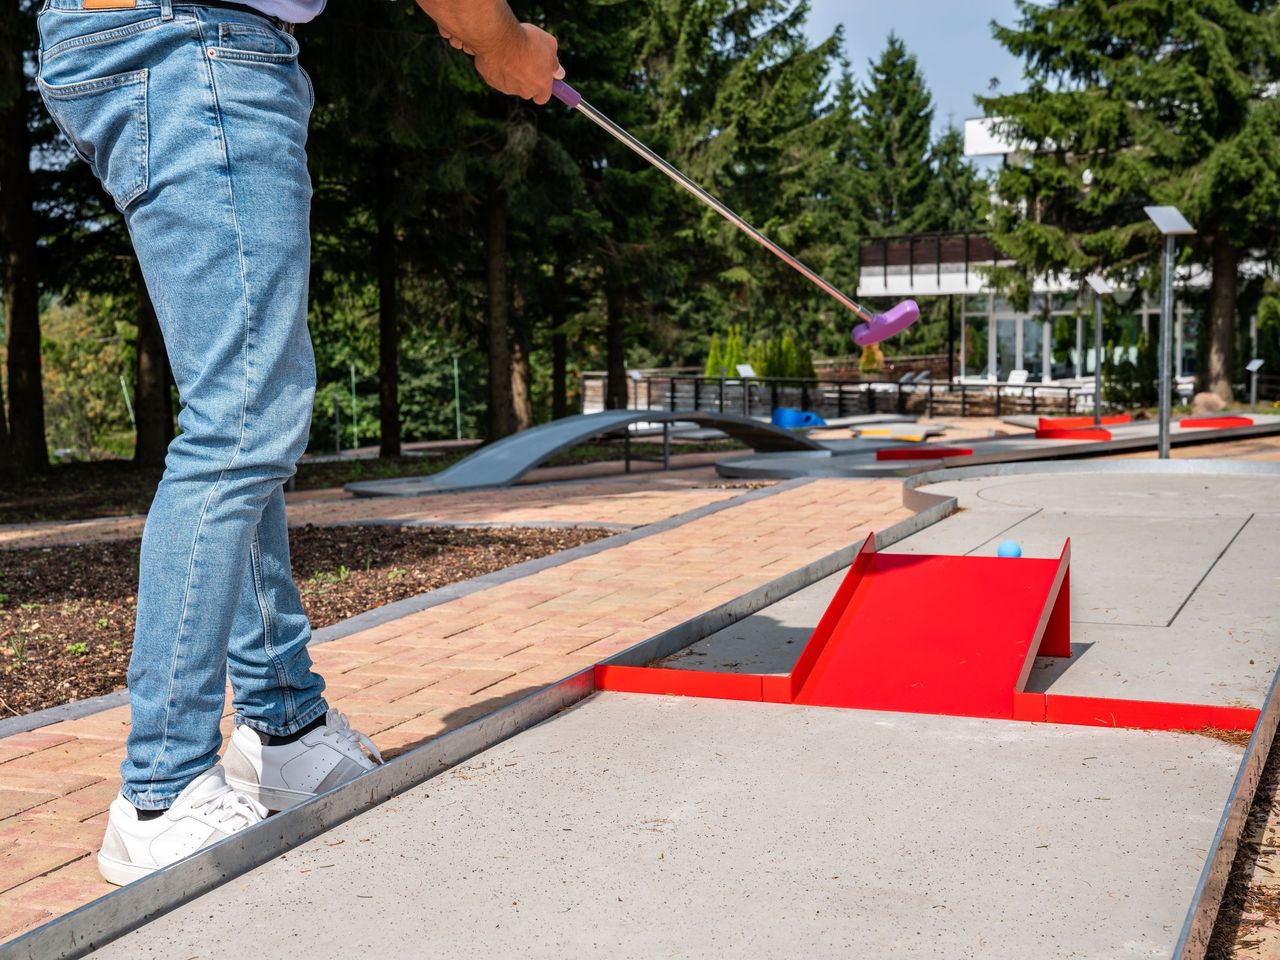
[38,0,328,809]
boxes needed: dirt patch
[0,524,611,717]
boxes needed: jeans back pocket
[38,68,149,211]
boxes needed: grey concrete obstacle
[715,414,1280,481]
[345,410,824,498]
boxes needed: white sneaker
[98,765,265,886]
[223,708,382,811]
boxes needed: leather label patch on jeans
[83,0,138,8]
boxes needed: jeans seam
[40,15,167,65]
[249,529,298,722]
[141,20,255,798]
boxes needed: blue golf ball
[997,539,1023,558]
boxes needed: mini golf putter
[550,80,919,346]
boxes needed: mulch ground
[0,524,610,717]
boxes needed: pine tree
[849,34,935,235]
[984,0,1280,401]
[705,334,725,377]
[919,125,988,232]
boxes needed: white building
[854,118,1205,387]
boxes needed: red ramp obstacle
[597,536,1258,733]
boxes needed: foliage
[848,33,935,235]
[704,334,725,378]
[982,0,1280,398]
[40,296,133,460]
[1102,331,1158,408]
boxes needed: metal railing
[857,230,1013,288]
[582,374,1090,419]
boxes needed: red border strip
[595,664,764,702]
[1043,694,1258,732]
[876,447,973,461]
[1035,427,1112,441]
[1038,415,1131,430]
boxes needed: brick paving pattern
[0,478,910,943]
[0,473,749,551]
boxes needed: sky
[803,0,1026,135]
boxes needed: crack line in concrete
[1166,512,1255,629]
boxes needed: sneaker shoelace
[195,785,264,831]
[322,708,384,764]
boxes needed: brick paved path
[0,473,749,550]
[0,478,910,943]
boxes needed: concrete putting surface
[90,693,1242,960]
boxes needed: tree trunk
[486,190,515,439]
[1204,236,1238,402]
[509,321,534,431]
[376,165,401,458]
[0,54,47,476]
[0,373,8,458]
[551,256,568,419]
[604,281,628,410]
[133,265,174,466]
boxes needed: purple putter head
[852,299,920,347]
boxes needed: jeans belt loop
[160,0,172,20]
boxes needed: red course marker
[875,447,973,461]
[1035,427,1112,441]
[1037,414,1131,430]
[1179,416,1254,429]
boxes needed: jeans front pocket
[38,68,149,211]
[210,20,300,63]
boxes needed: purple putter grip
[852,299,920,347]
[552,79,582,108]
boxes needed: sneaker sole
[98,850,156,887]
[224,775,313,812]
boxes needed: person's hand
[456,22,564,104]
[438,26,475,55]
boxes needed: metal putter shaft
[550,79,919,346]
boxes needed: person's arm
[416,0,564,104]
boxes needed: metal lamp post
[1143,206,1196,459]
[1085,275,1113,426]
[1248,358,1265,413]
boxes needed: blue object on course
[997,540,1023,558]
[771,407,827,430]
